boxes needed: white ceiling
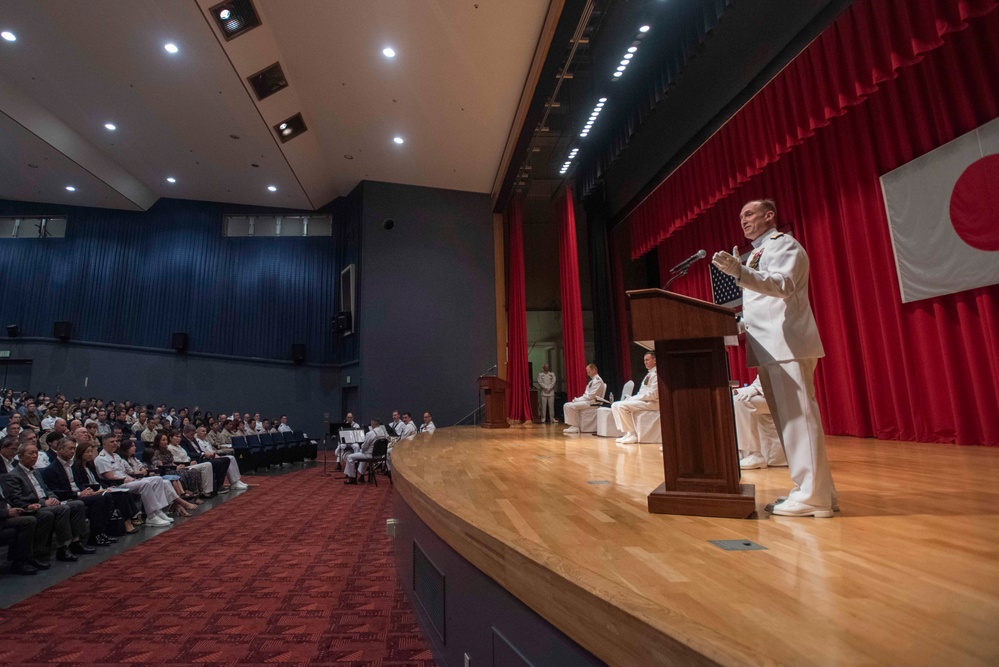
[0,0,551,211]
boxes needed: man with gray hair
[181,424,247,493]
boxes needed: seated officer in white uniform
[419,412,436,434]
[611,352,658,444]
[562,364,607,434]
[344,420,387,484]
[733,376,787,469]
[94,434,181,528]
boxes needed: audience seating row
[230,431,316,471]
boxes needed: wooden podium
[628,288,755,518]
[478,376,510,429]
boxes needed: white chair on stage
[596,380,634,438]
[575,384,608,433]
[635,411,662,444]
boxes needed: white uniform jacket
[736,231,824,367]
[574,374,607,404]
[634,369,659,402]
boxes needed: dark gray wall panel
[357,182,496,426]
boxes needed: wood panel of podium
[628,288,755,519]
[478,375,510,429]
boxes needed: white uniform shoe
[771,499,834,518]
[739,453,768,470]
[619,433,638,444]
[231,481,249,490]
[146,514,172,528]
[563,426,580,434]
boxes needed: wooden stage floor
[391,425,999,667]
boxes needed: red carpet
[0,467,437,666]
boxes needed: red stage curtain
[652,11,999,445]
[506,199,533,423]
[556,190,587,400]
[629,0,999,258]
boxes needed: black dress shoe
[56,547,78,562]
[29,558,51,570]
[344,477,357,485]
[10,561,38,575]
[70,542,97,555]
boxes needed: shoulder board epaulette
[770,232,785,239]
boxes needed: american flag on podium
[710,262,743,309]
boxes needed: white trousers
[539,394,555,422]
[345,452,369,478]
[611,397,659,435]
[187,461,215,493]
[221,454,241,483]
[757,359,834,508]
[121,477,178,515]
[561,399,592,427]
[336,443,359,466]
[733,388,786,466]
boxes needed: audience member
[0,478,53,574]
[344,420,386,485]
[420,413,436,434]
[95,434,190,528]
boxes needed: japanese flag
[880,116,999,303]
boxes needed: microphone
[670,249,706,274]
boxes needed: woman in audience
[150,432,210,506]
[119,439,149,478]
[1,397,14,417]
[73,440,141,531]
[96,434,193,526]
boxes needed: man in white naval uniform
[562,364,607,434]
[536,365,557,424]
[419,413,436,434]
[611,353,658,444]
[712,198,836,518]
[732,376,786,469]
[344,421,387,484]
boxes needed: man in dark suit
[41,436,117,546]
[0,478,53,574]
[7,442,95,561]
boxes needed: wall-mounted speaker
[6,324,20,338]
[53,321,71,341]
[291,343,307,364]
[171,332,189,353]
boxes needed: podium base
[647,483,756,518]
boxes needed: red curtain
[505,199,533,422]
[609,225,633,384]
[556,190,587,400]
[650,10,999,445]
[629,0,999,257]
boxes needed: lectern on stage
[478,375,510,429]
[628,288,755,518]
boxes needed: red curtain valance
[628,0,999,258]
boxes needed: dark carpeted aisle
[0,467,436,666]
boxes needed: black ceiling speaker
[210,0,262,41]
[274,113,307,143]
[291,343,307,364]
[171,332,189,353]
[53,321,71,341]
[248,62,288,101]
[6,324,19,338]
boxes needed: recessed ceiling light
[613,72,623,77]
[267,185,277,192]
[65,186,76,192]
[620,60,629,66]
[393,136,404,144]
[599,98,607,102]
[164,43,179,54]
[617,66,626,72]
[219,8,231,20]
[624,54,634,60]
[1,31,15,42]
[383,47,396,58]
[596,103,604,108]
[166,177,176,183]
[281,128,293,136]
[279,123,288,130]
[627,46,637,53]
[639,25,650,33]
[104,123,116,131]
